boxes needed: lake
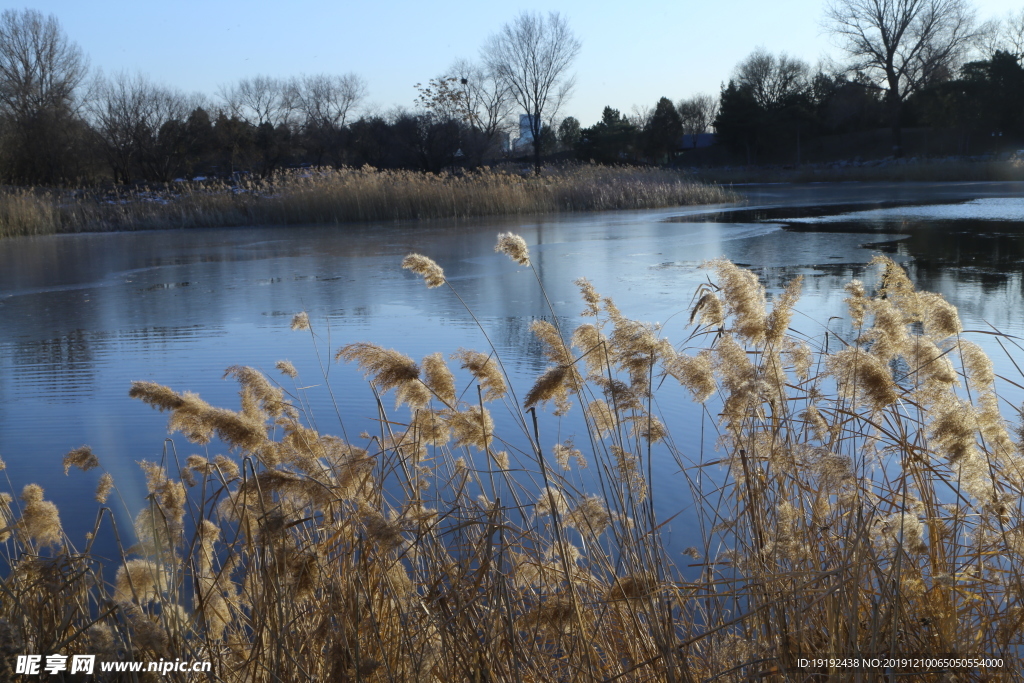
[3,180,1024,553]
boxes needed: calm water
[3,180,1024,550]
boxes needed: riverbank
[694,157,1024,184]
[0,164,737,239]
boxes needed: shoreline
[0,165,738,240]
[5,160,1023,241]
[694,157,1024,185]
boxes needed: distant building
[519,114,538,140]
[513,114,543,154]
[496,130,512,155]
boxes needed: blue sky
[28,0,1024,125]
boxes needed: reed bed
[2,239,1023,682]
[0,165,736,239]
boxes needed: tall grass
[1,240,1023,681]
[0,164,736,239]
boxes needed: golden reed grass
[1,240,1023,681]
[0,164,736,239]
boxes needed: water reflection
[11,329,98,401]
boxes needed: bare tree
[90,72,150,183]
[0,9,88,183]
[824,0,979,156]
[677,93,719,148]
[139,87,206,182]
[629,103,654,130]
[219,76,299,176]
[91,73,205,182]
[0,9,87,119]
[483,12,581,174]
[733,48,810,109]
[219,75,293,128]
[289,73,366,166]
[291,73,366,129]
[414,76,474,124]
[1002,9,1024,58]
[410,77,471,170]
[415,60,515,167]
[446,58,514,162]
[977,9,1024,59]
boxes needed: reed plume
[664,350,716,402]
[421,352,456,407]
[689,291,725,327]
[62,445,99,475]
[447,406,494,451]
[402,253,445,288]
[19,484,62,547]
[451,348,506,400]
[495,232,531,266]
[336,342,428,409]
[95,473,114,504]
[705,258,767,343]
[275,359,298,378]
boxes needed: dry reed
[1,239,1023,681]
[0,164,736,239]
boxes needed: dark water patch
[672,196,1024,273]
[858,239,904,253]
[780,218,1024,239]
[664,199,972,225]
[878,222,1024,271]
[740,262,876,282]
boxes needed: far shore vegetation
[0,164,736,239]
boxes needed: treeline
[83,72,514,183]
[581,6,1024,165]
[5,7,1024,187]
[0,63,518,186]
[711,47,1024,164]
[576,45,1024,167]
[0,10,525,186]
[559,96,713,166]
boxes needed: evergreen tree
[557,116,581,149]
[713,82,762,164]
[576,107,638,164]
[644,97,683,163]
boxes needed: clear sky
[25,0,1024,126]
